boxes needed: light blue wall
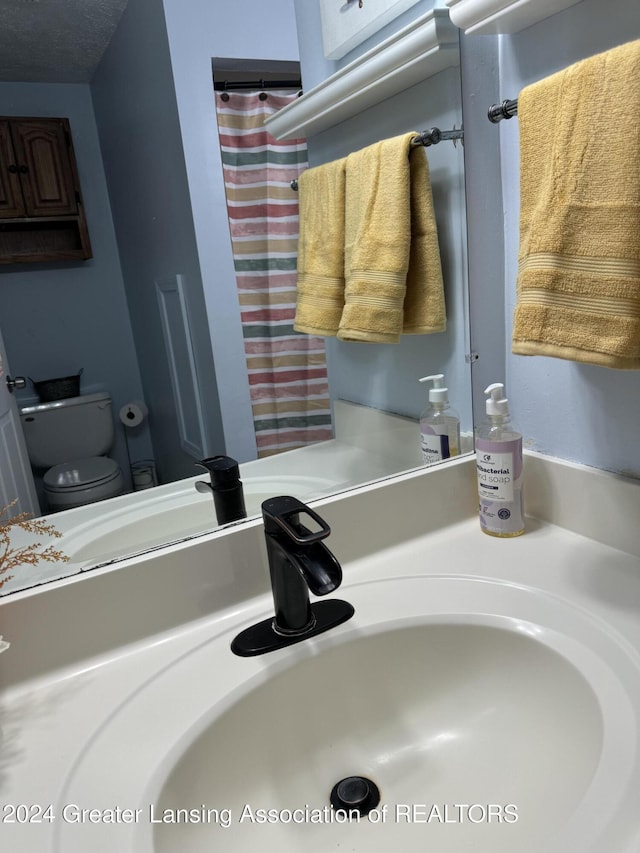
[476,0,640,476]
[0,82,151,485]
[161,0,300,462]
[91,0,225,483]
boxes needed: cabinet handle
[8,164,17,173]
[19,165,28,174]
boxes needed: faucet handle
[196,455,241,484]
[262,496,331,544]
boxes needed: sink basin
[54,576,640,853]
[153,622,601,852]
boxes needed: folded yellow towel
[338,132,446,343]
[512,39,640,369]
[293,158,346,336]
[403,142,447,336]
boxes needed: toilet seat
[44,457,121,490]
[44,457,125,510]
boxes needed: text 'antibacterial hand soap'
[475,383,524,537]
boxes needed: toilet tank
[19,392,116,468]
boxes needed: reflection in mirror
[0,0,471,596]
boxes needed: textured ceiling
[0,0,129,83]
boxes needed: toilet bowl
[19,392,126,511]
[43,457,125,511]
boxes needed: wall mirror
[0,0,472,596]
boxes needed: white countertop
[2,453,640,852]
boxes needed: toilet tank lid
[19,391,111,416]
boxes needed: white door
[0,328,39,518]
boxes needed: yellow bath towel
[293,158,346,336]
[512,39,640,368]
[338,132,445,343]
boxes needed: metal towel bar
[290,125,464,191]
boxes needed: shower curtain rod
[214,79,302,92]
[487,98,518,123]
[290,126,464,190]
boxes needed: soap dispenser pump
[475,383,525,537]
[418,373,460,466]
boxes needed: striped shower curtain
[215,90,333,457]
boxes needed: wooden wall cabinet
[0,117,92,264]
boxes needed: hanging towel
[512,39,640,369]
[293,158,347,336]
[338,132,446,343]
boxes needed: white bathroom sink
[61,474,337,564]
[54,576,640,853]
[153,622,601,852]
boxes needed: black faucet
[231,496,354,656]
[195,456,247,525]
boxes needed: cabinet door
[0,121,26,217]
[9,119,78,217]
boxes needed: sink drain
[330,775,380,816]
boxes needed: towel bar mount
[488,98,518,123]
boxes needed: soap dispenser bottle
[418,374,460,466]
[475,383,524,537]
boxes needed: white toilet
[19,391,126,511]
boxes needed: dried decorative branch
[0,500,70,589]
